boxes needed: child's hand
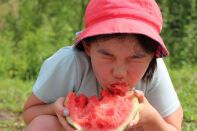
[53,97,76,131]
[126,90,156,130]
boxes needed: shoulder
[40,46,91,84]
[148,58,171,88]
[43,46,90,68]
[33,46,92,103]
[155,58,169,76]
[150,58,172,87]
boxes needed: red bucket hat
[73,0,169,57]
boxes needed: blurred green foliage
[158,0,197,67]
[0,0,88,80]
[0,0,196,80]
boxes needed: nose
[112,66,127,80]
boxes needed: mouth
[110,82,129,87]
[107,82,131,95]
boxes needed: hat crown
[85,0,163,33]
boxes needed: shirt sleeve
[145,58,180,117]
[33,46,79,103]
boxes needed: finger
[57,114,76,131]
[134,90,145,103]
[55,97,67,115]
[57,97,65,108]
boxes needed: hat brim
[74,18,169,57]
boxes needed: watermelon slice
[64,88,139,131]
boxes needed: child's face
[83,36,154,89]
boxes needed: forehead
[92,35,143,50]
[94,34,137,43]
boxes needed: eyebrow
[98,49,113,56]
[131,52,146,58]
[98,49,146,58]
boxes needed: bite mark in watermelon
[64,88,139,131]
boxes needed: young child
[22,0,183,131]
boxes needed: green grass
[168,65,197,131]
[0,65,197,131]
[0,79,33,131]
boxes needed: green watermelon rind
[66,116,83,131]
[65,93,139,131]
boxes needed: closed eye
[131,55,145,59]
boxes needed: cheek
[132,64,149,76]
[130,55,153,79]
[128,63,150,85]
[91,60,111,84]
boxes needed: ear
[82,41,91,56]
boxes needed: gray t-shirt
[33,46,180,117]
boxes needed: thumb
[134,90,145,103]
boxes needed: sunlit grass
[168,65,197,131]
[0,79,32,131]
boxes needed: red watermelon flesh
[107,82,131,95]
[64,89,139,131]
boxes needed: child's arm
[23,93,77,130]
[22,93,66,124]
[131,90,183,131]
[23,93,57,124]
